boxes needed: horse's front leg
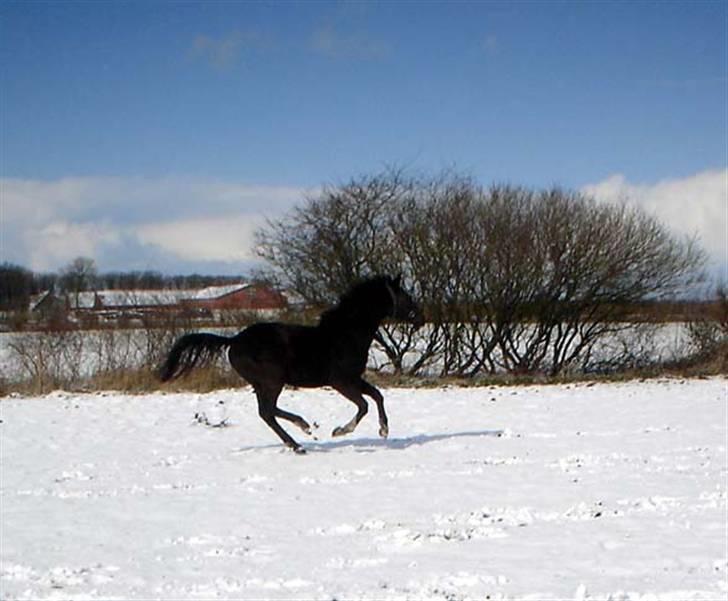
[359,379,388,438]
[276,407,318,438]
[254,385,305,454]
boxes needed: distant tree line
[256,168,706,377]
[0,259,247,313]
[0,264,54,312]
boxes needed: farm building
[29,283,288,324]
[181,283,288,317]
[28,290,68,322]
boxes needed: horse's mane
[319,276,390,327]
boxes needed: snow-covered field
[1,378,726,600]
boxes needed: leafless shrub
[5,312,201,393]
[473,186,705,375]
[685,286,728,370]
[7,328,86,393]
[256,168,414,305]
[85,328,136,374]
[583,322,664,375]
[256,168,705,378]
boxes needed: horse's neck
[320,308,385,344]
[350,314,384,344]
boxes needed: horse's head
[384,275,425,329]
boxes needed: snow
[1,378,726,600]
[192,284,250,301]
[33,285,251,312]
[70,290,193,309]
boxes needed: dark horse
[159,275,424,453]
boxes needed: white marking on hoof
[332,424,354,437]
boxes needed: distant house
[29,282,288,324]
[29,291,68,322]
[68,289,194,322]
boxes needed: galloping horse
[159,275,424,453]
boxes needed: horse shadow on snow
[232,429,505,455]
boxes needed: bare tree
[255,169,706,377]
[473,186,705,375]
[0,263,34,312]
[59,257,98,306]
[255,168,413,305]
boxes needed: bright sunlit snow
[1,378,726,600]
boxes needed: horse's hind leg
[360,379,388,438]
[254,384,305,454]
[331,382,368,437]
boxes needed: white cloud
[0,176,305,273]
[25,221,122,272]
[192,32,243,69]
[191,30,272,70]
[482,34,499,56]
[582,169,727,271]
[310,25,390,60]
[2,177,100,225]
[136,215,265,263]
[3,170,724,279]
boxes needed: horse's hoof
[302,427,319,440]
[292,446,307,455]
[331,426,349,437]
[379,425,389,439]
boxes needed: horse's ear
[393,274,402,288]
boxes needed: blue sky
[1,0,726,277]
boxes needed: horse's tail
[159,332,234,382]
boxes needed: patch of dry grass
[3,345,724,398]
